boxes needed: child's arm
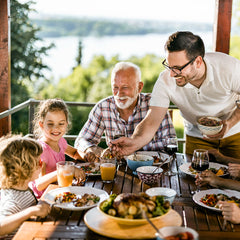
[65,144,98,162]
[65,144,84,160]
[35,171,57,191]
[0,201,50,236]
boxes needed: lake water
[41,31,213,82]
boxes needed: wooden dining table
[13,153,240,240]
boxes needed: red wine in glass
[191,161,209,172]
[165,144,178,155]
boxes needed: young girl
[0,135,50,236]
[30,98,93,197]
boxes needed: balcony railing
[0,98,185,146]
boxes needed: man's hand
[110,137,138,156]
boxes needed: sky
[25,0,216,23]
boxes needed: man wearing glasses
[112,31,240,159]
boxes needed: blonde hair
[33,98,71,138]
[0,134,43,189]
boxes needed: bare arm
[0,201,50,236]
[196,170,240,191]
[35,171,57,191]
[112,107,168,155]
[65,144,84,160]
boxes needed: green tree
[11,0,54,133]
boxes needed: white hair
[111,62,141,83]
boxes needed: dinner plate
[136,151,170,165]
[84,207,182,239]
[179,162,228,177]
[75,162,101,176]
[43,186,109,211]
[192,189,240,212]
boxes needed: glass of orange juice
[100,157,116,183]
[57,161,75,187]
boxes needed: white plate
[179,162,228,177]
[136,151,170,165]
[75,162,101,176]
[44,186,109,211]
[192,189,240,212]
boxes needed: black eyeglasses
[162,56,197,75]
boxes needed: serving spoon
[142,211,165,240]
[152,158,169,173]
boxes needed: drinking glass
[100,157,116,183]
[163,137,178,176]
[56,161,75,187]
[191,149,209,192]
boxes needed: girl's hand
[74,167,86,183]
[195,170,219,188]
[228,163,240,179]
[84,151,99,162]
[219,201,240,224]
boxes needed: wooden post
[0,0,11,136]
[213,0,233,54]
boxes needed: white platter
[136,151,170,165]
[192,189,240,212]
[44,186,109,211]
[75,162,101,176]
[179,162,228,177]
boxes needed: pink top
[29,137,68,198]
[39,137,68,174]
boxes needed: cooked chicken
[112,193,156,218]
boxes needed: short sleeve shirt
[39,137,67,174]
[150,52,240,138]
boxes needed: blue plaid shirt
[75,93,176,152]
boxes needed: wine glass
[191,149,209,193]
[163,137,178,176]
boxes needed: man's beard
[114,95,138,109]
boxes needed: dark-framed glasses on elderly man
[162,56,197,75]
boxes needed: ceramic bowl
[157,226,199,240]
[97,200,170,226]
[197,116,223,135]
[146,187,177,204]
[136,166,163,185]
[126,154,154,174]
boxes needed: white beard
[114,95,138,109]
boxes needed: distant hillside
[32,17,212,38]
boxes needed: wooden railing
[0,98,185,145]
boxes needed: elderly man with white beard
[74,62,176,160]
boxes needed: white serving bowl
[146,187,177,204]
[197,116,223,135]
[136,166,163,185]
[157,226,199,240]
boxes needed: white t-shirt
[150,52,240,139]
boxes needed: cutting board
[84,207,182,239]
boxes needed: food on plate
[55,192,77,203]
[78,163,100,174]
[198,117,222,126]
[74,193,100,207]
[152,155,167,164]
[165,232,194,240]
[188,166,228,176]
[200,193,240,208]
[54,191,100,207]
[100,192,170,219]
